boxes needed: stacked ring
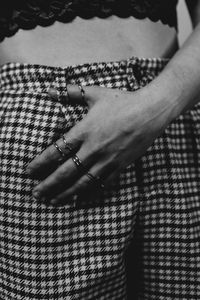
[62,135,74,152]
[53,142,66,162]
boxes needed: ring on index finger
[62,135,74,153]
[53,136,75,164]
[53,142,67,163]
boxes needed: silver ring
[78,84,85,102]
[72,155,85,173]
[53,142,66,162]
[62,135,74,153]
[86,172,105,190]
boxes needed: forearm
[148,22,200,122]
[186,0,200,27]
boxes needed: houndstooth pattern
[0,56,199,300]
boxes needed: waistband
[0,56,169,91]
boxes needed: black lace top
[0,0,178,42]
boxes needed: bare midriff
[0,16,178,67]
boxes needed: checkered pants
[0,57,199,300]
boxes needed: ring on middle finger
[71,154,86,174]
[86,172,105,190]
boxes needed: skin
[27,83,179,204]
[6,1,200,205]
[0,17,177,66]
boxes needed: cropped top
[0,0,178,42]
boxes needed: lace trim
[0,0,178,42]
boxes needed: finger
[26,132,82,178]
[48,161,117,206]
[50,173,95,206]
[104,170,120,186]
[32,149,92,201]
[48,84,102,108]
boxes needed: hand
[26,83,175,205]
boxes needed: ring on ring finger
[71,154,86,174]
[86,172,105,190]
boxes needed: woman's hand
[26,84,176,205]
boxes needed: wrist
[146,64,192,122]
[140,73,182,127]
[153,54,200,119]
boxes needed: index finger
[26,134,79,179]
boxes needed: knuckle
[82,144,102,162]
[67,131,84,147]
[46,145,58,160]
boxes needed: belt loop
[65,65,73,83]
[126,57,140,91]
[46,72,57,90]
